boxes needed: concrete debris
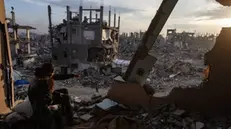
[80,114,93,121]
[195,122,205,129]
[54,67,116,89]
[96,99,118,110]
[14,86,28,101]
[173,109,185,116]
[119,31,215,92]
[70,95,231,129]
[72,96,82,103]
[78,68,116,88]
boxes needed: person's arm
[53,74,75,80]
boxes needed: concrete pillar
[90,6,92,23]
[114,9,116,28]
[11,8,19,54]
[100,6,104,24]
[48,5,53,46]
[96,13,98,22]
[67,6,71,44]
[79,6,83,44]
[118,15,120,29]
[100,6,104,44]
[15,29,19,54]
[108,6,111,26]
[26,29,30,54]
[11,9,17,40]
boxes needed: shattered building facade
[50,5,120,73]
[6,7,36,67]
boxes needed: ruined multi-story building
[49,5,120,73]
[166,29,215,50]
[7,7,36,67]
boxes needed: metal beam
[124,0,179,84]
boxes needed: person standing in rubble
[28,63,79,128]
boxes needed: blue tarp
[14,79,30,88]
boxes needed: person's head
[35,63,55,93]
[34,67,44,78]
[41,63,54,77]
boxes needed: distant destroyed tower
[166,29,216,50]
[48,5,120,73]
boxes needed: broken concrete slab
[195,122,205,129]
[96,99,118,110]
[80,114,93,121]
[172,109,185,116]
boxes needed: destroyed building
[6,7,36,67]
[166,29,216,50]
[50,5,120,74]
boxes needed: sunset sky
[4,0,231,34]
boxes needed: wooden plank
[0,0,14,113]
[0,0,6,23]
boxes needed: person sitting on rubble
[41,63,79,125]
[28,67,54,129]
[28,63,79,128]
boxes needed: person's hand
[75,74,80,78]
[48,105,59,110]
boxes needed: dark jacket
[53,74,75,80]
[28,74,75,114]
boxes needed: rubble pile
[118,35,165,59]
[118,38,140,59]
[55,67,116,88]
[78,68,116,88]
[14,86,28,101]
[119,35,214,92]
[70,95,231,129]
[148,52,205,91]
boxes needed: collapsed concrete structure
[49,5,120,74]
[166,29,216,50]
[7,7,37,67]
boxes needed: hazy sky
[4,0,231,34]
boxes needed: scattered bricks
[172,109,185,116]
